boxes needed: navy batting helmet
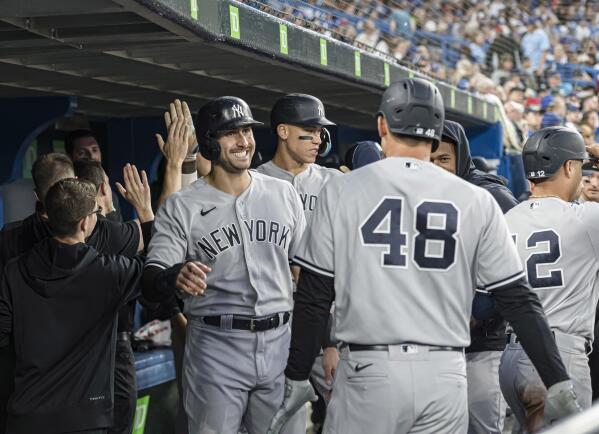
[377,77,444,150]
[271,94,335,157]
[523,126,587,180]
[196,96,263,161]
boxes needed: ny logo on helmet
[231,104,245,118]
[318,106,324,117]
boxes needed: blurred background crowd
[245,0,599,150]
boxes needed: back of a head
[523,126,587,182]
[31,153,75,202]
[73,159,104,192]
[377,77,445,150]
[45,178,96,237]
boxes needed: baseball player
[141,96,306,434]
[255,94,341,430]
[579,161,599,400]
[256,94,340,217]
[431,119,518,434]
[500,127,599,433]
[268,78,580,434]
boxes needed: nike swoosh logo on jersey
[354,363,373,372]
[200,207,216,216]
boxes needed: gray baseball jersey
[294,157,524,347]
[505,198,599,340]
[255,161,341,220]
[146,172,306,317]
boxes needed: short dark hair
[45,178,96,237]
[65,129,97,156]
[73,159,104,192]
[31,153,75,202]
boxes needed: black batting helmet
[196,96,263,161]
[523,126,587,180]
[271,94,335,157]
[377,77,444,150]
[271,94,335,131]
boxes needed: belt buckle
[399,344,418,354]
[249,318,256,332]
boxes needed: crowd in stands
[248,0,599,149]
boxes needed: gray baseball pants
[466,351,506,434]
[323,344,468,434]
[499,330,592,434]
[182,316,305,434]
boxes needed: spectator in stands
[0,178,151,434]
[545,70,563,95]
[354,19,379,49]
[520,17,551,76]
[565,102,583,129]
[390,1,415,39]
[582,110,599,141]
[65,130,123,222]
[491,54,515,85]
[507,85,526,105]
[524,101,542,136]
[469,33,487,65]
[580,124,596,147]
[505,101,526,143]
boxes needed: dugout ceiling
[0,0,500,129]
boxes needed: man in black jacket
[0,178,151,434]
[431,120,518,434]
[0,153,153,434]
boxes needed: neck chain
[529,195,561,199]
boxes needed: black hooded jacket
[0,238,143,433]
[443,121,519,352]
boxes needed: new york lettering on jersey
[196,218,292,261]
[146,173,306,317]
[506,198,599,339]
[255,161,341,218]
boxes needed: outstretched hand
[156,99,192,167]
[115,163,154,222]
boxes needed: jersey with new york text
[145,172,306,317]
[255,161,341,221]
[294,157,524,347]
[506,198,599,340]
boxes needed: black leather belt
[117,332,131,342]
[507,332,592,354]
[344,343,462,352]
[202,312,290,332]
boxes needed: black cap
[196,96,263,160]
[376,78,444,149]
[582,161,599,176]
[523,126,587,180]
[271,94,335,133]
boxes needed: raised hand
[156,99,191,167]
[115,163,153,222]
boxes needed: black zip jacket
[443,120,518,352]
[0,238,143,433]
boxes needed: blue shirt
[521,28,550,69]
